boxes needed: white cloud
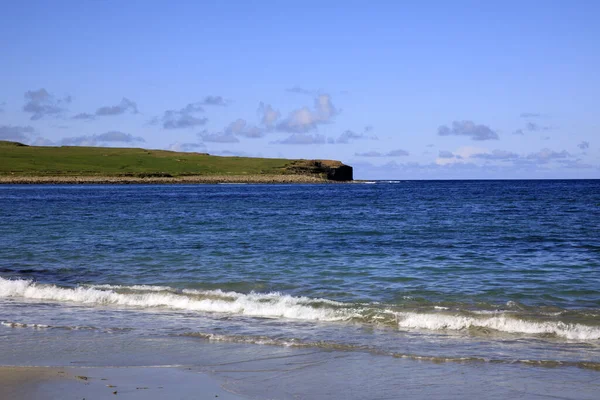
[276,94,338,133]
[271,133,327,145]
[435,146,488,165]
[438,120,499,141]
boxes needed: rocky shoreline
[0,174,341,184]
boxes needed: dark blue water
[1,181,599,370]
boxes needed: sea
[1,180,599,399]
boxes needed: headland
[0,140,353,184]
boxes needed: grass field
[0,141,351,181]
[0,141,298,177]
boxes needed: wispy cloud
[30,137,55,146]
[438,120,499,141]
[198,105,284,143]
[525,122,550,132]
[0,125,35,142]
[578,141,590,150]
[72,112,96,121]
[95,98,139,116]
[72,97,141,120]
[258,102,281,128]
[526,148,571,164]
[513,119,551,135]
[438,150,458,159]
[201,95,229,106]
[198,130,239,143]
[355,149,409,157]
[211,149,253,157]
[520,112,543,118]
[471,150,520,160]
[151,103,207,129]
[23,89,71,120]
[446,148,574,166]
[286,86,318,95]
[276,94,338,133]
[168,142,206,152]
[224,118,265,138]
[95,131,144,142]
[60,131,145,146]
[557,159,595,169]
[336,126,378,144]
[271,133,327,145]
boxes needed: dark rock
[286,160,353,181]
[326,164,353,181]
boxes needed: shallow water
[1,181,599,394]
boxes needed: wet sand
[0,366,246,400]
[2,343,599,399]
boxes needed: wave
[1,320,132,333]
[183,332,369,352]
[1,321,50,329]
[397,312,600,341]
[2,277,599,341]
[85,284,174,292]
[183,332,600,371]
[0,278,356,322]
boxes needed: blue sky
[1,0,598,179]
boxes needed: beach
[2,342,599,399]
[0,366,246,399]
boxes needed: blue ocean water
[1,181,599,373]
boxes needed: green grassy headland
[0,141,353,183]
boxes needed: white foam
[87,284,170,292]
[1,321,49,329]
[397,312,600,341]
[4,277,598,341]
[183,288,346,306]
[87,284,346,307]
[0,278,354,322]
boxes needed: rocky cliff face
[285,160,353,181]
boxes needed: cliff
[285,160,353,181]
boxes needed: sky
[1,0,598,179]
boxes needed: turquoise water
[1,181,599,373]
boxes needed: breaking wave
[2,277,599,341]
[0,320,131,333]
[1,321,50,329]
[0,277,356,322]
[396,312,600,341]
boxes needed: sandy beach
[0,366,246,400]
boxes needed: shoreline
[0,366,246,400]
[0,174,344,184]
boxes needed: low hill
[0,141,353,183]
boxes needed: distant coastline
[0,140,353,183]
[0,174,334,184]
